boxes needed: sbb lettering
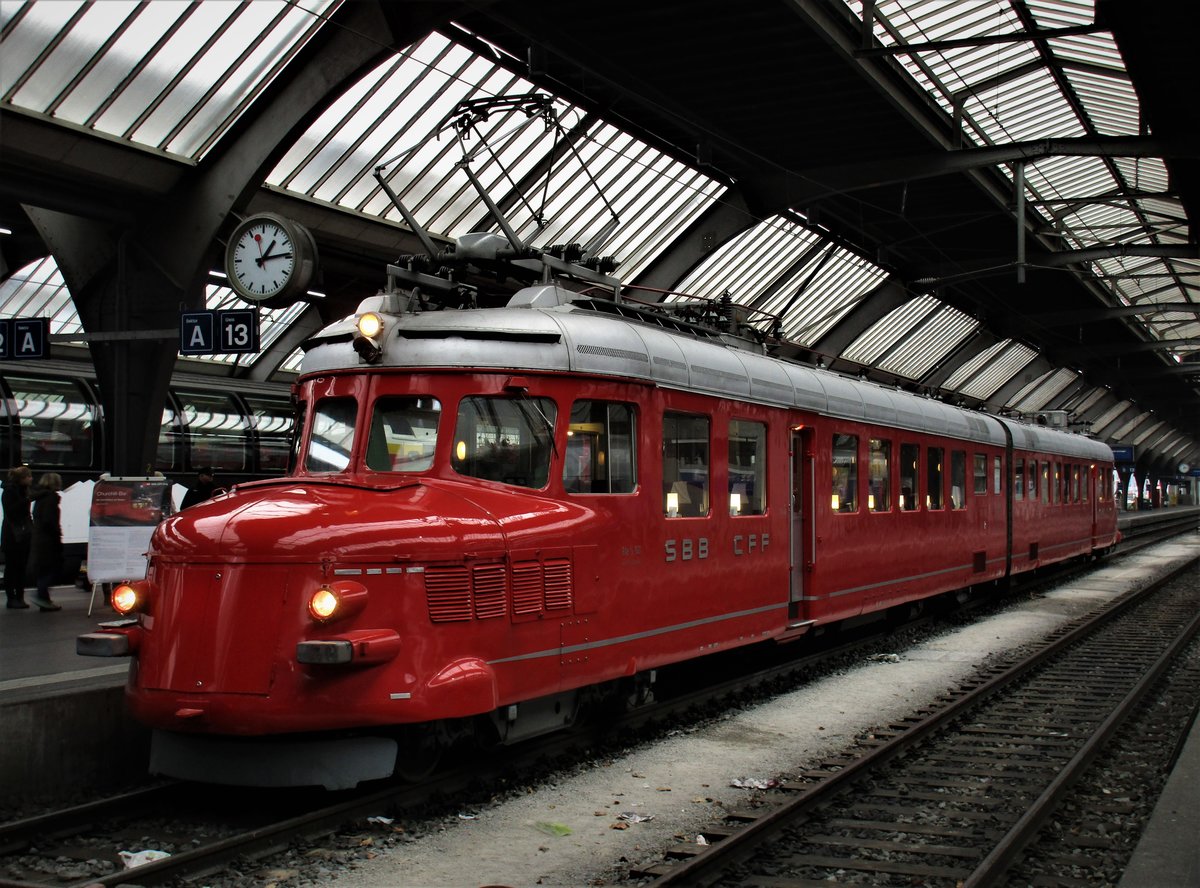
[664,538,709,562]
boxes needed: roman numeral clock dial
[224,213,317,307]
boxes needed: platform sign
[86,476,173,583]
[180,309,260,355]
[0,317,50,359]
[1110,445,1135,464]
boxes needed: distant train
[78,280,1119,790]
[0,360,292,555]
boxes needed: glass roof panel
[944,340,1039,400]
[842,294,978,379]
[0,256,82,334]
[1,0,338,160]
[1008,367,1080,412]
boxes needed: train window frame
[1014,457,1025,500]
[868,437,891,513]
[663,411,710,518]
[564,400,637,495]
[1041,461,1050,504]
[899,442,919,512]
[728,418,766,516]
[950,449,967,509]
[831,433,858,513]
[305,397,357,473]
[1,374,100,471]
[926,446,944,510]
[993,455,1002,495]
[365,396,442,473]
[451,395,558,489]
[973,453,987,495]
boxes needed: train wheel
[392,726,444,782]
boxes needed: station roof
[0,0,1196,470]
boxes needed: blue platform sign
[180,309,260,356]
[1110,445,1135,464]
[0,317,49,359]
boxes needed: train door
[789,427,813,623]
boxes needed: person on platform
[29,472,63,611]
[180,466,217,510]
[2,465,34,609]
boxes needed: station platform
[1,508,1197,884]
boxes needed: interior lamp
[729,492,742,516]
[666,491,680,517]
[830,493,840,511]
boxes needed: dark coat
[1,480,32,553]
[29,488,62,578]
[180,479,217,510]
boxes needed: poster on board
[86,476,173,583]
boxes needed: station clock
[224,213,318,306]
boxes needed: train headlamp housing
[352,312,385,364]
[307,579,369,624]
[111,581,148,616]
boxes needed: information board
[86,476,173,583]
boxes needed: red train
[78,271,1118,789]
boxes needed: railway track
[1,521,1192,887]
[633,552,1200,887]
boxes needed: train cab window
[565,400,636,494]
[728,420,766,515]
[831,434,858,512]
[306,398,357,472]
[1014,458,1025,500]
[663,412,709,517]
[452,396,557,489]
[899,443,918,511]
[868,438,890,512]
[973,453,987,495]
[177,390,248,471]
[366,397,442,472]
[926,447,944,510]
[950,450,967,509]
[4,375,98,469]
[245,396,295,473]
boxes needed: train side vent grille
[511,561,543,615]
[543,559,572,611]
[473,563,507,620]
[425,565,471,622]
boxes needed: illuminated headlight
[353,312,384,364]
[111,581,147,615]
[306,579,368,623]
[356,311,384,339]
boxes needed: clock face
[228,218,297,299]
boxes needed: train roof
[302,286,1113,463]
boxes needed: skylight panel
[0,256,82,334]
[1008,367,1080,411]
[1062,64,1138,136]
[944,340,1038,400]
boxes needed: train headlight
[111,581,147,615]
[352,312,385,364]
[306,579,369,623]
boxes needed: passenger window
[1082,466,1089,503]
[245,396,294,473]
[306,398,357,472]
[1014,457,1024,500]
[926,447,944,510]
[366,397,441,472]
[452,396,557,488]
[1041,462,1050,504]
[831,433,858,512]
[565,400,636,494]
[869,438,891,512]
[4,375,98,470]
[1072,465,1081,503]
[973,453,987,495]
[1054,462,1063,504]
[900,443,918,511]
[664,412,709,517]
[728,420,766,515]
[178,390,248,471]
[950,450,966,509]
[994,455,1002,494]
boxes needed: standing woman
[30,472,63,611]
[2,465,33,609]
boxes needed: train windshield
[451,396,557,489]
[365,397,442,472]
[306,398,356,472]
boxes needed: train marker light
[307,579,369,623]
[356,311,384,339]
[111,582,144,615]
[353,312,385,363]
